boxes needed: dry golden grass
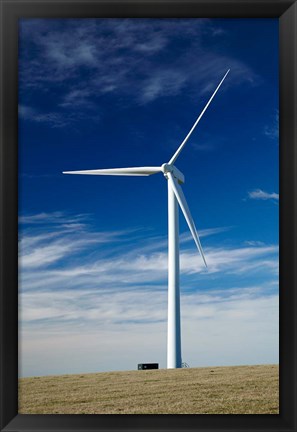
[19,364,279,414]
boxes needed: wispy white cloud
[20,284,278,376]
[264,110,279,141]
[19,104,99,128]
[19,212,88,225]
[181,226,232,241]
[244,240,265,247]
[19,211,279,376]
[181,245,278,275]
[20,284,276,330]
[139,69,187,104]
[19,105,69,128]
[248,189,279,201]
[19,212,278,293]
[59,88,94,108]
[19,214,145,270]
[19,18,260,126]
[191,142,216,152]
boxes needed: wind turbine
[63,69,230,369]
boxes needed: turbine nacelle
[161,163,185,184]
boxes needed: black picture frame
[0,1,296,431]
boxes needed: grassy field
[19,364,279,414]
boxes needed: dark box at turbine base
[137,363,159,370]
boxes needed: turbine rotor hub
[162,163,185,184]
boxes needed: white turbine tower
[63,69,230,369]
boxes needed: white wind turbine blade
[63,166,163,176]
[167,172,207,267]
[169,69,230,165]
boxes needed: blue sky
[18,18,279,377]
